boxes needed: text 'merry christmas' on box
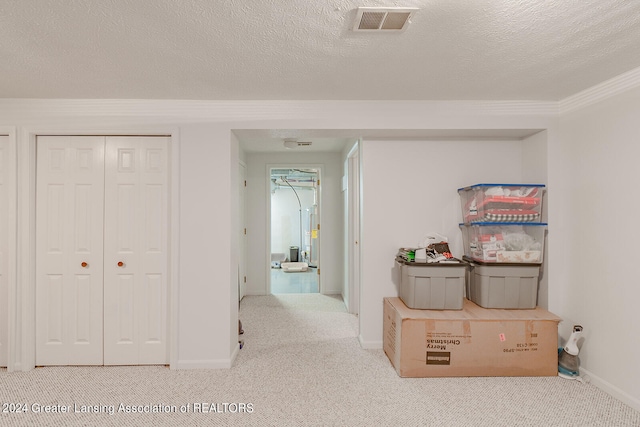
[383,297,561,378]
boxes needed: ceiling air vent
[353,7,418,32]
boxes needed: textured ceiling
[2,0,640,101]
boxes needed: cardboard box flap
[386,297,561,323]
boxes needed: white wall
[0,120,238,371]
[175,124,236,368]
[3,94,638,409]
[0,100,556,375]
[552,86,640,409]
[521,130,549,307]
[358,139,540,347]
[245,151,343,295]
[0,92,637,410]
[229,130,242,358]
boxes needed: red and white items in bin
[459,222,547,264]
[458,184,545,223]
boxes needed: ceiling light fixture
[283,139,312,149]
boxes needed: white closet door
[36,136,105,365]
[0,135,9,366]
[103,137,169,365]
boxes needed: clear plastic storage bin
[458,184,545,223]
[459,222,547,263]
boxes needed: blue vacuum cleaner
[558,325,583,380]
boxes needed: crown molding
[0,99,558,123]
[559,66,640,114]
[3,67,640,121]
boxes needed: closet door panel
[43,274,64,342]
[104,137,169,365]
[136,139,169,364]
[115,274,135,342]
[73,274,94,342]
[36,136,105,365]
[0,136,9,366]
[144,274,164,341]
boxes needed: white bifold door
[0,135,9,367]
[36,136,169,366]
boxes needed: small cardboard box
[383,297,561,377]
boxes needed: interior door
[36,136,105,365]
[239,162,247,300]
[0,135,10,366]
[103,136,169,365]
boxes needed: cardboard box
[383,297,561,377]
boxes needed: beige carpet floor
[0,294,639,426]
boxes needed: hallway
[270,268,318,294]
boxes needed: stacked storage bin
[458,184,546,309]
[395,257,466,310]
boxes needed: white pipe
[281,177,303,256]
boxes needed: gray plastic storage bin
[397,258,465,310]
[465,257,540,309]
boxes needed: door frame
[0,127,17,368]
[346,142,361,315]
[13,127,180,371]
[238,160,247,301]
[266,163,322,294]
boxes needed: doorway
[269,167,320,294]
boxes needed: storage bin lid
[462,255,541,267]
[395,256,467,267]
[457,183,546,192]
[459,222,547,227]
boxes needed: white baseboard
[174,357,235,370]
[358,335,382,350]
[173,342,241,370]
[244,291,267,296]
[230,341,240,366]
[580,367,640,412]
[6,362,21,372]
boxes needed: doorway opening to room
[269,167,320,294]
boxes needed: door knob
[117,261,124,267]
[81,262,88,268]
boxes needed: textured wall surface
[2,0,640,100]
